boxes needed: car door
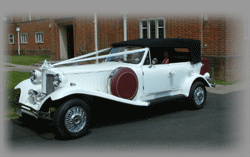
[142,64,170,97]
[167,62,191,90]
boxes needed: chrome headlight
[30,70,36,82]
[53,73,62,87]
[30,69,42,84]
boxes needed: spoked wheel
[53,99,90,139]
[64,106,87,133]
[189,82,207,109]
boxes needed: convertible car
[9,38,215,139]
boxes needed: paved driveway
[4,63,41,72]
[5,90,249,154]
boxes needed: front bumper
[8,97,52,120]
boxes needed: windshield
[105,47,145,64]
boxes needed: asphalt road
[5,90,246,153]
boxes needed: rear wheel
[53,99,90,139]
[189,82,207,109]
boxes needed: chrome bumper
[8,97,52,120]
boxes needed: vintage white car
[10,38,215,139]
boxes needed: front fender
[38,86,149,110]
[15,79,42,106]
[181,74,211,97]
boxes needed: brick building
[4,12,248,82]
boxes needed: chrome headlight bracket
[53,73,62,87]
[28,89,47,104]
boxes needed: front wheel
[189,82,207,109]
[53,99,90,139]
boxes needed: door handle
[169,71,175,77]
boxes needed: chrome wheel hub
[194,87,205,105]
[64,106,86,133]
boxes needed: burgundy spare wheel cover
[110,67,138,100]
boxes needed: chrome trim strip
[145,88,180,97]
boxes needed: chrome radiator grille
[46,74,54,95]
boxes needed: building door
[59,24,74,60]
[59,25,67,60]
[67,25,74,59]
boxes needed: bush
[7,55,51,65]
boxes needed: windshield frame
[105,46,147,65]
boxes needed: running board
[147,94,187,106]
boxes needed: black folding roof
[111,38,200,48]
[111,38,201,64]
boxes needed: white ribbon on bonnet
[40,47,148,69]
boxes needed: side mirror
[152,58,158,65]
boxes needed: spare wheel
[110,67,138,100]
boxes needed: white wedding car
[10,38,215,139]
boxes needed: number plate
[14,108,22,117]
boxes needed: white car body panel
[47,86,149,108]
[181,73,212,97]
[15,79,44,111]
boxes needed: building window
[149,19,156,39]
[21,33,28,44]
[35,32,44,43]
[9,34,14,44]
[140,18,165,39]
[141,20,148,39]
[157,19,164,38]
[23,14,26,22]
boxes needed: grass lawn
[7,55,51,65]
[214,80,235,85]
[6,71,30,118]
